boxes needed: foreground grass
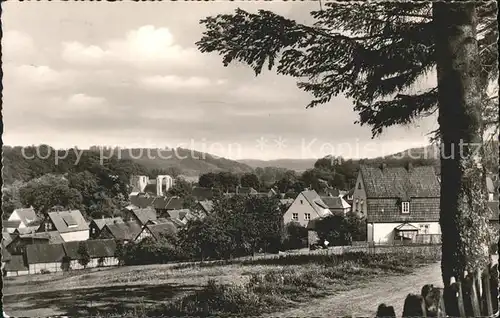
[98,247,441,317]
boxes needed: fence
[415,234,442,244]
[326,242,441,256]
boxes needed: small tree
[315,215,351,246]
[114,240,125,266]
[61,256,71,272]
[345,212,367,242]
[97,257,105,267]
[283,222,308,250]
[77,241,91,269]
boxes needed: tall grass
[109,248,441,317]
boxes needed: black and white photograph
[0,1,498,317]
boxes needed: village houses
[4,207,38,233]
[352,163,441,244]
[283,190,332,227]
[37,210,89,242]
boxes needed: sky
[2,2,439,160]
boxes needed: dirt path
[267,262,442,318]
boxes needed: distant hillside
[115,147,254,177]
[238,158,317,172]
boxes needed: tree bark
[432,2,494,316]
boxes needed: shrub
[61,256,71,272]
[97,257,105,267]
[282,222,308,250]
[121,237,188,266]
[77,241,91,269]
[153,279,263,316]
[40,269,51,274]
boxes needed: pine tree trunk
[432,2,493,315]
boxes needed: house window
[355,199,359,212]
[300,200,303,204]
[304,213,311,221]
[360,200,364,212]
[91,228,96,235]
[44,222,52,231]
[292,213,299,221]
[401,201,410,214]
[358,183,362,189]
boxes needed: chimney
[102,215,104,220]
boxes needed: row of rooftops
[2,239,118,271]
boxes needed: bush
[152,279,264,316]
[121,237,188,266]
[40,269,51,274]
[61,256,71,272]
[283,222,308,250]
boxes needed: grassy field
[3,246,442,317]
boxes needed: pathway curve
[267,262,442,317]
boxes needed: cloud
[138,75,225,90]
[68,93,106,108]
[44,94,109,120]
[2,30,35,62]
[61,25,203,69]
[61,42,106,65]
[5,64,77,92]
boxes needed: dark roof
[197,200,214,213]
[488,201,499,221]
[47,210,89,233]
[3,220,22,228]
[62,241,82,259]
[321,197,350,210]
[366,197,440,223]
[143,222,178,240]
[165,197,184,210]
[86,239,117,258]
[19,231,65,244]
[4,255,28,271]
[301,190,332,218]
[92,217,124,230]
[11,207,37,225]
[131,207,157,224]
[153,197,170,209]
[192,187,214,201]
[153,197,184,210]
[143,183,158,195]
[26,243,66,264]
[130,194,156,208]
[320,188,340,197]
[360,165,440,199]
[2,243,12,261]
[344,188,355,198]
[167,208,190,220]
[103,221,142,240]
[62,240,117,259]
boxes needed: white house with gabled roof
[283,190,332,227]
